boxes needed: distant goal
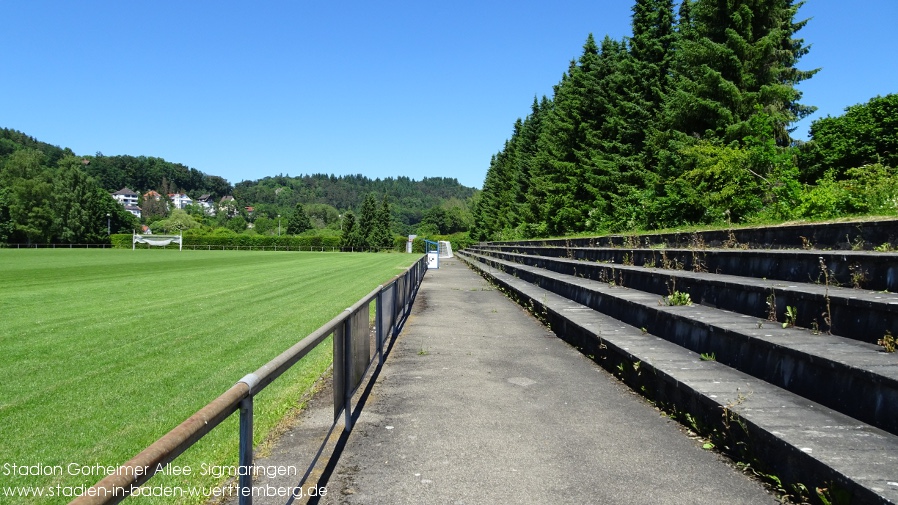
[438,240,453,259]
[133,231,182,251]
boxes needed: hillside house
[196,194,216,216]
[124,205,142,218]
[219,195,238,217]
[143,190,162,201]
[112,188,138,207]
[169,193,193,210]
[112,188,142,218]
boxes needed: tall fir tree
[340,211,364,251]
[532,35,612,236]
[516,96,550,234]
[660,0,816,145]
[357,193,379,250]
[648,0,816,226]
[286,202,312,235]
[369,194,393,250]
[599,0,676,230]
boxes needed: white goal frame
[438,240,453,259]
[133,231,183,251]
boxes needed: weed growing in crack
[819,257,833,334]
[692,250,708,273]
[723,210,738,249]
[644,254,656,268]
[848,234,866,251]
[782,306,797,328]
[766,291,778,323]
[849,263,867,289]
[607,261,618,287]
[662,276,691,306]
[664,291,692,306]
[690,232,706,250]
[879,331,896,353]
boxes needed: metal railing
[70,255,427,505]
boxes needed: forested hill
[0,128,233,199]
[1,129,476,206]
[0,128,73,165]
[1,127,480,242]
[233,174,476,232]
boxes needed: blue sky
[1,1,895,190]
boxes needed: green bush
[110,234,132,249]
[795,164,898,219]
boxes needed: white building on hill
[124,205,142,218]
[169,193,193,210]
[112,188,142,218]
[112,188,138,206]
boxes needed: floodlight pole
[278,214,281,236]
[106,213,111,235]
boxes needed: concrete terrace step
[458,252,898,505]
[459,250,898,439]
[466,246,898,343]
[471,244,898,292]
[499,218,898,251]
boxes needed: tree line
[0,128,479,244]
[471,0,898,241]
[0,134,138,244]
[232,173,476,235]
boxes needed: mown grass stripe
[0,249,418,504]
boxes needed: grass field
[0,249,419,504]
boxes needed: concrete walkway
[233,258,778,504]
[311,258,776,504]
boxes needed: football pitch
[0,249,420,504]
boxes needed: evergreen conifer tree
[648,0,816,225]
[340,211,364,251]
[515,97,549,235]
[369,194,393,250]
[661,0,816,144]
[531,35,608,236]
[357,193,379,250]
[286,202,312,235]
[599,0,675,230]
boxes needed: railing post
[391,282,399,338]
[343,318,353,432]
[405,270,412,317]
[376,290,384,366]
[238,396,254,505]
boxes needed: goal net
[133,232,183,250]
[438,240,453,258]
